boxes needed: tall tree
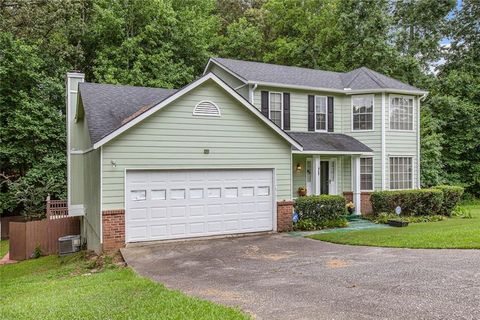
[84,0,218,88]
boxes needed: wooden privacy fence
[9,216,80,261]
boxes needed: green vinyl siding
[341,155,352,192]
[208,64,248,99]
[340,94,382,190]
[292,154,307,197]
[385,95,419,189]
[292,154,349,198]
[101,79,292,210]
[83,149,101,252]
[70,155,84,205]
[252,86,343,132]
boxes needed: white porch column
[313,155,321,195]
[352,155,361,215]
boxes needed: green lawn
[0,239,8,258]
[308,204,480,249]
[0,253,247,320]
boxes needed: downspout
[250,83,258,105]
[417,92,428,189]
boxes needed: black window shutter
[308,95,315,131]
[283,92,290,130]
[327,96,334,132]
[261,91,269,117]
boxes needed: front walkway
[121,234,480,320]
[288,216,391,238]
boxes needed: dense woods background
[1,0,479,216]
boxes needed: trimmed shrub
[369,213,445,224]
[434,185,464,216]
[370,189,444,216]
[294,195,346,223]
[293,218,348,231]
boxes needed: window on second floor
[390,96,414,130]
[269,92,282,128]
[352,95,374,131]
[315,96,327,131]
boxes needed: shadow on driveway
[121,234,480,320]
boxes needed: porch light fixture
[111,160,117,168]
[296,163,302,172]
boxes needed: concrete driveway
[121,234,480,320]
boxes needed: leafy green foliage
[371,189,444,216]
[85,0,219,88]
[293,217,348,231]
[433,185,464,216]
[294,195,346,224]
[371,213,445,224]
[0,0,478,217]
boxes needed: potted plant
[346,202,355,214]
[297,186,307,197]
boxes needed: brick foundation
[343,192,373,215]
[277,201,294,232]
[102,209,125,251]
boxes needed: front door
[320,161,329,194]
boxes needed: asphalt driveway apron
[121,234,480,320]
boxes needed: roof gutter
[292,150,374,156]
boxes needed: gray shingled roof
[79,83,177,144]
[211,58,424,92]
[288,132,373,153]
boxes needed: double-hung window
[360,157,374,191]
[352,95,374,131]
[390,96,414,130]
[269,92,282,128]
[389,157,413,189]
[315,96,327,131]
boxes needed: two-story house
[66,58,427,252]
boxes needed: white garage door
[125,169,274,242]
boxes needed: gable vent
[193,101,221,117]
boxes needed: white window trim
[269,91,283,129]
[388,156,414,190]
[351,94,375,132]
[360,156,375,191]
[388,94,415,132]
[314,95,328,132]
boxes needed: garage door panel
[150,224,168,238]
[169,206,187,218]
[189,223,205,234]
[129,208,148,220]
[150,207,167,219]
[170,224,187,235]
[126,169,274,242]
[207,221,222,232]
[129,226,148,241]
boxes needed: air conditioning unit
[58,235,81,255]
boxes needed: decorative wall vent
[193,101,221,117]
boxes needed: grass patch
[0,239,9,258]
[308,204,480,249]
[0,252,248,320]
